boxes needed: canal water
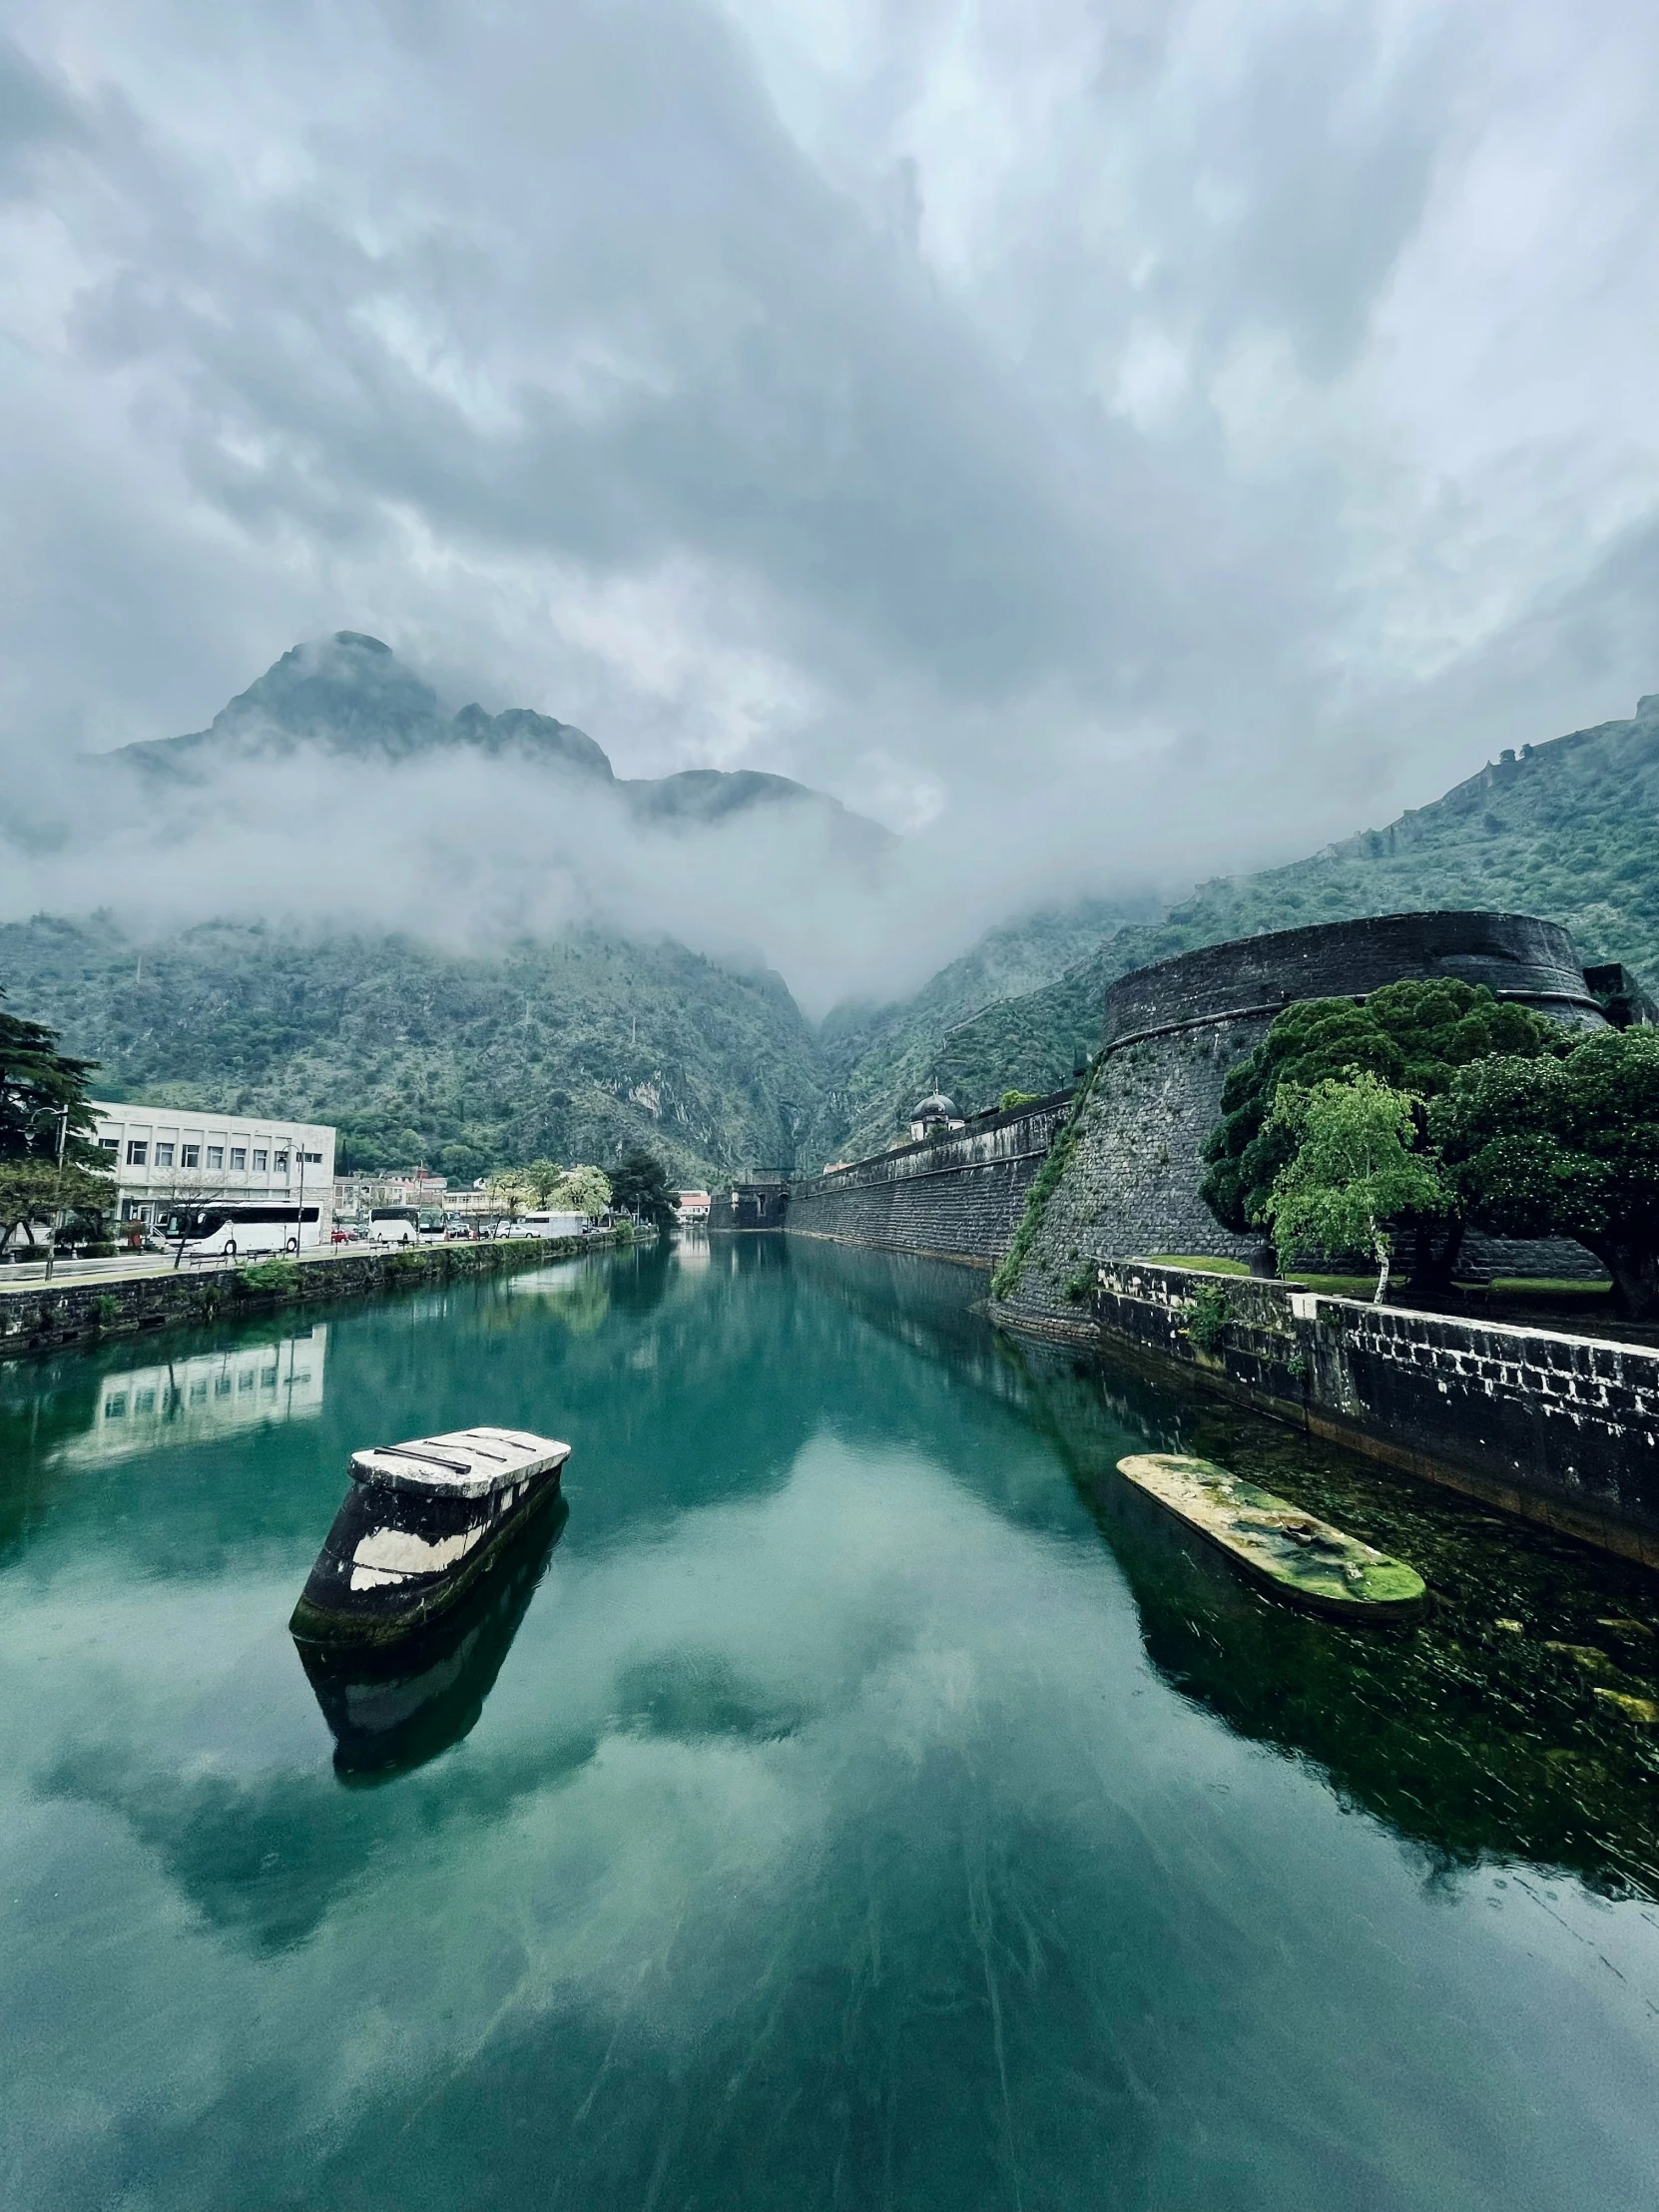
[2,1240,1657,2211]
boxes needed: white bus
[162,1203,324,1260]
[367,1207,449,1244]
[497,1211,590,1240]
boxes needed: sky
[2,0,1657,1007]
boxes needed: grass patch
[1145,1254,1250,1276]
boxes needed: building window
[230,1147,247,1169]
[155,1143,175,1167]
[274,1150,288,1170]
[99,1137,118,1154]
[182,1145,200,1169]
[127,1141,148,1166]
[206,1147,224,1169]
[253,1150,268,1171]
[301,1151,323,1164]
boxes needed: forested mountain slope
[6,693,1657,1183]
[0,916,822,1183]
[823,693,1659,1162]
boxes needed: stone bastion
[999,909,1609,1323]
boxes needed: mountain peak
[107,634,893,848]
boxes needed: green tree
[1263,1073,1448,1304]
[0,1160,117,1254]
[1203,980,1557,1293]
[1432,1028,1659,1318]
[522,1158,565,1205]
[0,992,108,1168]
[552,1165,612,1219]
[608,1149,678,1234]
[485,1169,537,1219]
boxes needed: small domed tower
[909,1091,961,1142]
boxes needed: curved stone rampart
[998,909,1611,1327]
[1102,909,1603,1044]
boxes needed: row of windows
[110,1141,325,1171]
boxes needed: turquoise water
[3,1239,1658,2210]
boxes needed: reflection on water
[297,1495,569,1783]
[2,1239,1658,2212]
[58,1326,328,1463]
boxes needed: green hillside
[827,694,1659,1158]
[0,916,823,1184]
[6,694,1657,1183]
[803,896,1143,1167]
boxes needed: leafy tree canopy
[609,1149,678,1232]
[0,992,107,1169]
[552,1165,612,1218]
[485,1169,538,1215]
[1263,1073,1447,1303]
[1432,1028,1659,1318]
[1202,979,1557,1239]
[0,1159,117,1251]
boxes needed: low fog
[2,0,1657,1014]
[1,643,1168,1015]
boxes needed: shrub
[1184,1282,1233,1353]
[238,1257,300,1297]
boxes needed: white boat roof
[348,1425,570,1499]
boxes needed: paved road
[0,1246,357,1290]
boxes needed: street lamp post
[41,1101,70,1287]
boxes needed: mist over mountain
[7,689,1656,1182]
[838,689,1659,1163]
[117,631,892,855]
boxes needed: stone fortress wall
[781,1088,1075,1267]
[733,909,1618,1306]
[996,909,1611,1329]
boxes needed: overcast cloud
[1,0,1656,1006]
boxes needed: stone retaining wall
[996,1259,1659,1567]
[0,1234,608,1364]
[785,1090,1074,1268]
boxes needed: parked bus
[368,1207,420,1245]
[496,1211,590,1241]
[161,1203,323,1260]
[366,1207,449,1245]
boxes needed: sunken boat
[290,1425,570,1647]
[1117,1453,1426,1621]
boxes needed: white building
[89,1102,336,1233]
[677,1190,712,1225]
[332,1171,449,1219]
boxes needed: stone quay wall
[0,1233,607,1365]
[785,1089,1075,1269]
[1001,1259,1659,1568]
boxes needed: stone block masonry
[1000,1259,1659,1568]
[999,908,1610,1313]
[0,1234,610,1364]
[785,1090,1075,1268]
